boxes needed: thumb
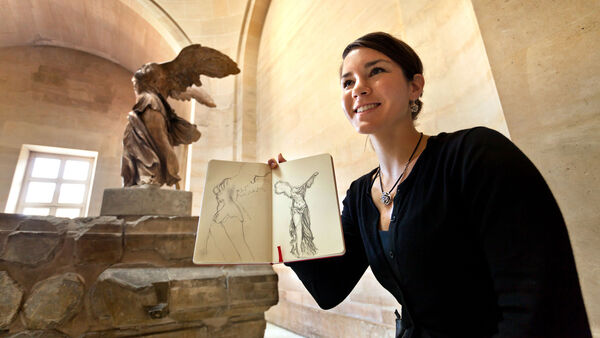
[277,153,287,163]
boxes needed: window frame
[6,145,98,218]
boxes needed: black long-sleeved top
[287,127,590,337]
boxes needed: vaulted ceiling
[0,0,191,72]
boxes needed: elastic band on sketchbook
[277,246,283,263]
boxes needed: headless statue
[121,45,240,188]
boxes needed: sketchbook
[193,153,345,264]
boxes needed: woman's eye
[370,67,385,76]
[342,80,354,88]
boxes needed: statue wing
[170,85,216,107]
[162,44,240,106]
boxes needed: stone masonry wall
[0,213,278,337]
[0,46,132,216]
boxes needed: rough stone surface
[16,218,67,233]
[74,219,123,264]
[124,216,197,262]
[90,266,278,329]
[6,330,69,338]
[169,266,278,322]
[0,214,278,337]
[1,231,62,266]
[142,326,208,338]
[98,267,170,290]
[79,323,209,338]
[0,271,23,328]
[0,213,26,231]
[100,188,192,216]
[91,268,170,327]
[23,273,85,329]
[168,269,229,321]
[125,216,198,234]
[0,216,73,267]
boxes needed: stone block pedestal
[0,213,279,337]
[100,187,192,217]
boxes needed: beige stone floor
[265,322,304,338]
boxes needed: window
[6,145,97,218]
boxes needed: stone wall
[0,213,278,337]
[471,1,600,334]
[0,46,131,216]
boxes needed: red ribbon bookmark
[277,246,283,263]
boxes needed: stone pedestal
[0,213,278,337]
[100,187,192,217]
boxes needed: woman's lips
[354,103,380,113]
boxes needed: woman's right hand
[267,153,287,169]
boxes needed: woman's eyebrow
[341,59,392,79]
[364,59,391,68]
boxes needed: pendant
[381,192,392,205]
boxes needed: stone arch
[234,0,271,161]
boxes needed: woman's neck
[369,124,425,178]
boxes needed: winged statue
[121,44,240,188]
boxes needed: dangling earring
[410,100,419,113]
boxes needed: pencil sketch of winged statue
[200,169,271,261]
[274,172,319,257]
[121,44,240,188]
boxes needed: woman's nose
[352,79,370,98]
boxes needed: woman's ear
[409,74,425,100]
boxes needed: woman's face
[340,47,422,134]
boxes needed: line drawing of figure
[199,169,271,261]
[274,172,319,257]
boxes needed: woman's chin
[355,128,373,135]
[353,122,378,135]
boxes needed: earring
[410,101,419,113]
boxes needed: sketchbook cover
[193,154,345,264]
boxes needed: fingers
[268,153,287,169]
[268,158,278,169]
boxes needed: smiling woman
[340,47,423,136]
[270,32,591,338]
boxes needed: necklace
[377,132,424,206]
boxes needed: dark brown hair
[342,32,424,119]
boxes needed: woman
[268,32,590,337]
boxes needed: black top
[287,127,590,337]
[378,230,394,265]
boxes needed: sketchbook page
[193,160,272,264]
[271,154,345,263]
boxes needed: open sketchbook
[193,154,345,264]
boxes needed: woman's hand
[268,153,287,169]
